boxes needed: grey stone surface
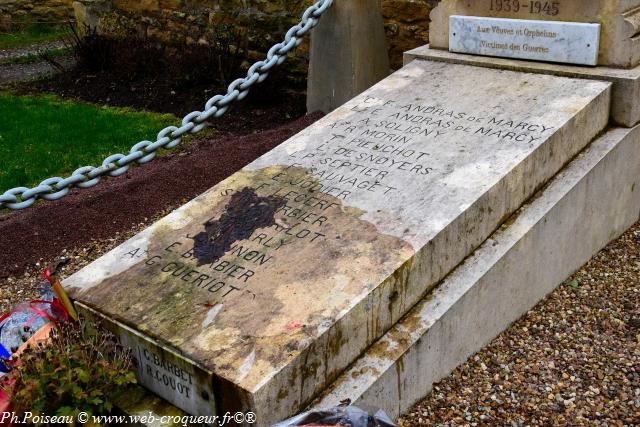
[405,45,640,127]
[313,124,640,418]
[72,0,111,31]
[449,15,600,66]
[80,303,215,416]
[64,60,610,422]
[307,0,390,113]
[114,384,188,427]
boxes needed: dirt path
[0,39,66,61]
[0,39,74,84]
[0,56,74,84]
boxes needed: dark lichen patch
[277,386,289,400]
[191,188,285,266]
[69,165,416,404]
[350,365,377,379]
[325,328,344,363]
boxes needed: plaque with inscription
[63,60,610,422]
[430,0,640,68]
[450,16,600,65]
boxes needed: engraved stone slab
[63,60,611,424]
[313,125,640,418]
[449,16,600,66]
[430,0,640,68]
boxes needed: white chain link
[1,0,334,210]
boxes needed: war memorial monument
[62,0,640,423]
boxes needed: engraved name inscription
[121,95,555,305]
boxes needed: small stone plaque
[79,303,215,415]
[449,16,600,65]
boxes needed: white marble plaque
[449,15,600,66]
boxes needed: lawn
[0,24,69,50]
[0,92,178,192]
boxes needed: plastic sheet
[272,405,398,427]
[0,281,61,371]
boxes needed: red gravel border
[0,113,321,279]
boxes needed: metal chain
[1,0,334,210]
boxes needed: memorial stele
[60,0,628,424]
[64,58,611,422]
[430,0,640,68]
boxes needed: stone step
[312,124,640,418]
[114,384,187,426]
[63,59,610,424]
[404,45,640,128]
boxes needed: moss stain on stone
[69,164,416,412]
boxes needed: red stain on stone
[286,321,302,331]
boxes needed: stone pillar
[0,14,10,32]
[73,0,112,32]
[307,0,390,113]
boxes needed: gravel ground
[400,222,640,426]
[0,206,176,313]
[4,217,638,426]
[0,40,66,61]
[0,56,75,84]
[0,40,74,85]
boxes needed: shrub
[3,320,136,420]
[68,24,118,73]
[205,13,251,83]
[49,22,252,86]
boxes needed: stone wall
[0,0,74,30]
[382,0,438,67]
[74,0,440,69]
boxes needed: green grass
[0,93,179,193]
[0,24,69,50]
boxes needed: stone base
[307,0,390,113]
[64,59,611,424]
[404,45,640,128]
[77,302,216,416]
[72,0,111,31]
[114,384,186,427]
[313,125,640,418]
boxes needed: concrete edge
[114,384,186,427]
